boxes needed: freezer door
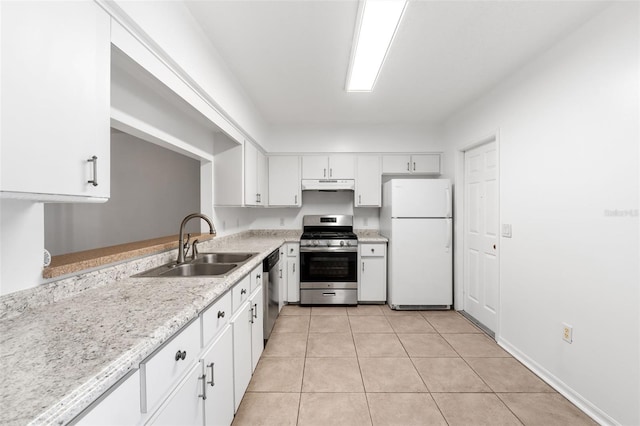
[387,218,452,306]
[389,179,451,218]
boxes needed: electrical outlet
[562,323,573,343]
[501,224,512,238]
[280,218,285,226]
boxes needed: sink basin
[133,251,258,278]
[160,263,238,277]
[194,252,256,264]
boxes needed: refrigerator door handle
[445,187,452,218]
[445,218,452,252]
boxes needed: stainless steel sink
[193,252,256,264]
[133,252,258,278]
[160,263,238,277]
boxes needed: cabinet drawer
[201,291,232,348]
[250,265,263,294]
[232,275,251,313]
[140,318,201,413]
[361,244,386,257]
[286,243,299,258]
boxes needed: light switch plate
[501,224,512,238]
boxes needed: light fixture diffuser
[346,0,408,92]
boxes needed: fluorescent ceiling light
[346,0,408,92]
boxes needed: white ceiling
[185,0,610,126]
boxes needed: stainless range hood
[301,179,355,191]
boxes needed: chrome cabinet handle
[175,350,187,361]
[362,262,365,272]
[358,195,362,204]
[293,263,295,273]
[407,162,410,171]
[329,168,333,177]
[249,306,254,324]
[217,310,225,318]
[413,162,416,171]
[87,156,98,186]
[294,194,298,204]
[207,362,215,387]
[323,168,326,177]
[199,374,207,400]
[253,303,258,319]
[279,269,283,279]
[241,288,247,295]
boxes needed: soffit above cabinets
[184,0,610,126]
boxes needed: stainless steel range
[299,215,358,305]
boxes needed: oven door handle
[300,246,358,253]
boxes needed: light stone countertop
[0,231,300,426]
[355,230,388,243]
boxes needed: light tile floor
[232,305,596,426]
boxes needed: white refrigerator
[380,179,453,309]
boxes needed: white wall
[443,4,639,425]
[0,200,44,295]
[111,0,268,148]
[269,123,444,155]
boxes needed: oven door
[299,248,357,284]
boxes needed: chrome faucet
[177,213,216,264]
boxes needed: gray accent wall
[45,131,201,255]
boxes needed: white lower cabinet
[249,286,264,372]
[147,362,205,425]
[359,243,387,303]
[75,369,141,425]
[286,243,300,303]
[202,326,234,426]
[74,270,267,426]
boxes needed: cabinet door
[244,142,259,206]
[328,155,355,179]
[147,363,205,426]
[1,1,110,200]
[268,156,301,207]
[249,286,264,372]
[355,156,381,207]
[411,154,441,174]
[359,244,387,303]
[302,156,329,179]
[381,155,412,174]
[231,302,252,412]
[76,370,142,425]
[256,150,268,205]
[360,257,387,302]
[286,244,300,303]
[202,326,234,426]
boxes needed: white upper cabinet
[268,156,301,207]
[243,141,267,206]
[355,156,381,207]
[382,154,441,175]
[0,1,110,201]
[302,155,355,179]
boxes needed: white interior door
[463,141,499,332]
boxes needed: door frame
[453,130,501,338]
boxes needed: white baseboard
[497,337,619,426]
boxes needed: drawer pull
[323,292,336,297]
[217,310,225,319]
[175,350,187,361]
[241,288,247,295]
[207,362,215,387]
[253,303,258,319]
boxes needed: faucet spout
[177,213,216,264]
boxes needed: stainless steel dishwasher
[263,249,280,340]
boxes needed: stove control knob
[346,241,351,246]
[340,241,345,247]
[313,240,319,246]
[326,241,331,247]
